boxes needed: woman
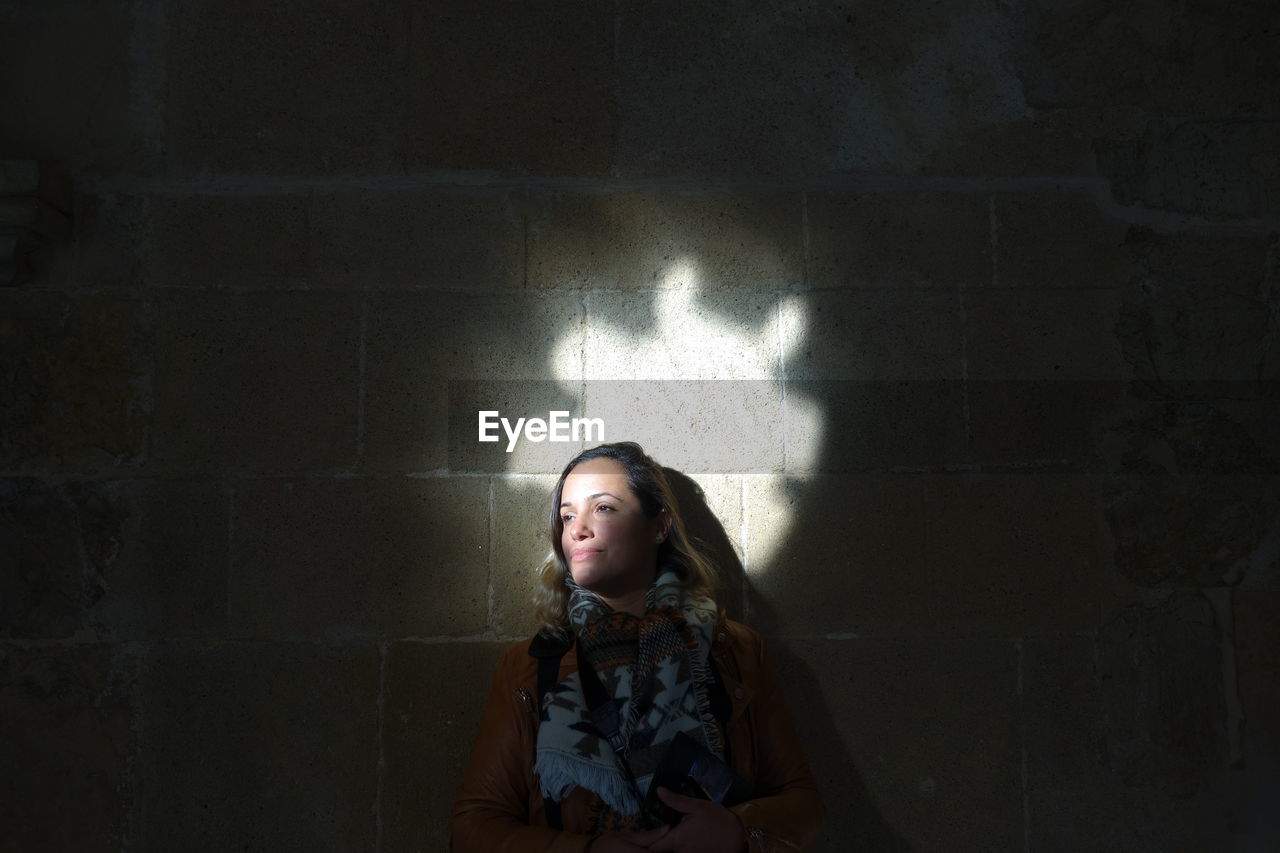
[450,442,824,852]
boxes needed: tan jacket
[450,618,825,852]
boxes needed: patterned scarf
[533,568,722,830]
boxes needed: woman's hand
[647,788,748,853]
[588,826,671,852]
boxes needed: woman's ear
[655,508,671,544]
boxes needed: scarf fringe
[535,749,641,814]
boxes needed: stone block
[448,381,586,474]
[779,637,1021,851]
[74,192,147,289]
[1097,118,1280,218]
[583,380,784,473]
[806,193,990,288]
[166,0,404,174]
[230,476,489,638]
[0,290,150,474]
[491,475,558,639]
[138,641,380,851]
[967,380,1132,471]
[784,290,965,380]
[145,194,308,289]
[1115,228,1277,398]
[615,0,1059,178]
[1098,591,1230,795]
[964,288,1129,380]
[582,290,784,380]
[1234,589,1280,837]
[150,290,361,474]
[1100,473,1275,589]
[401,1,615,175]
[991,192,1130,289]
[1015,0,1279,119]
[381,641,507,852]
[1021,591,1246,850]
[363,292,584,474]
[924,474,1099,636]
[0,479,84,639]
[526,191,802,290]
[309,188,523,291]
[743,474,930,636]
[0,644,136,852]
[0,0,142,174]
[786,380,968,473]
[62,479,228,639]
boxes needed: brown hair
[532,442,721,637]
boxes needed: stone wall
[2,1,1277,850]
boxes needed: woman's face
[559,457,665,601]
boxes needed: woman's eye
[596,505,613,513]
[561,514,574,523]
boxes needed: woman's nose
[568,518,590,539]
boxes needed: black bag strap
[528,632,572,831]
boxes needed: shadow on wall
[668,469,908,852]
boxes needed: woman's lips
[570,548,601,561]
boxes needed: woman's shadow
[667,468,909,852]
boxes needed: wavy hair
[532,442,721,638]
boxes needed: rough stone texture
[992,192,1131,289]
[806,193,990,288]
[526,191,803,290]
[1099,402,1279,587]
[150,290,361,475]
[967,380,1132,471]
[1233,591,1280,843]
[1116,228,1279,399]
[382,641,506,852]
[64,479,228,639]
[74,193,148,289]
[491,475,558,639]
[0,0,141,175]
[145,194,309,289]
[0,644,137,853]
[584,380,785,473]
[1097,118,1280,219]
[166,0,406,175]
[363,292,584,474]
[1021,591,1251,851]
[744,474,930,637]
[781,637,1021,851]
[965,288,1130,380]
[614,0,1098,178]
[0,479,85,639]
[583,291,784,380]
[137,641,380,852]
[1021,633,1240,852]
[402,0,616,175]
[1015,0,1280,118]
[230,476,489,638]
[925,474,1100,636]
[784,290,965,380]
[0,290,151,474]
[786,380,968,472]
[1099,592,1230,797]
[310,188,524,290]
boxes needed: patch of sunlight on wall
[543,254,823,571]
